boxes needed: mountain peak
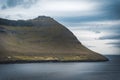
[37,16,51,18]
[0,16,56,27]
[33,16,52,20]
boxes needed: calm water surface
[0,55,120,80]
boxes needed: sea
[0,55,120,80]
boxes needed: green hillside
[0,16,108,63]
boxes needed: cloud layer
[0,0,105,20]
[0,0,120,21]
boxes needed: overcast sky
[0,0,120,55]
[0,0,120,20]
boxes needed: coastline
[0,59,109,64]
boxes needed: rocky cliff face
[0,16,108,62]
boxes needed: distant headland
[0,16,108,63]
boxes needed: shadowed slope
[0,16,108,62]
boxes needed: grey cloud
[106,42,120,48]
[99,34,120,40]
[56,0,120,23]
[99,0,120,19]
[0,0,38,9]
[56,16,101,23]
[56,15,115,23]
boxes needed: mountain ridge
[0,16,59,27]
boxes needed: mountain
[0,16,108,63]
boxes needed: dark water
[0,55,120,80]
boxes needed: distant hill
[0,16,108,63]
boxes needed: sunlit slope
[0,16,108,62]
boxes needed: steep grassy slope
[0,16,108,62]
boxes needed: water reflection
[0,56,120,80]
